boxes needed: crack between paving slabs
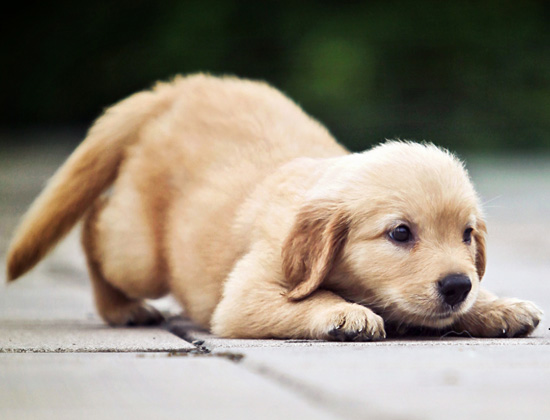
[241,359,406,420]
[165,322,403,420]
[164,322,245,361]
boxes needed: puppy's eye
[389,225,412,243]
[463,227,473,244]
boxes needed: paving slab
[0,321,194,353]
[0,353,340,420]
[168,319,550,420]
[0,282,94,323]
[231,343,550,420]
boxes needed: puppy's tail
[6,81,176,282]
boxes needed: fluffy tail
[6,81,175,281]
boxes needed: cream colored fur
[6,74,543,339]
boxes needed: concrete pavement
[1,140,548,419]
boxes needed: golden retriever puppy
[6,74,543,340]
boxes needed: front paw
[456,298,543,338]
[317,304,386,341]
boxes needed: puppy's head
[282,141,486,329]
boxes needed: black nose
[438,274,472,307]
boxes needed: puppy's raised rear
[7,74,346,328]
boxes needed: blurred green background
[3,0,549,153]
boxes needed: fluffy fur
[6,74,543,340]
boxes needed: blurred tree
[2,0,549,152]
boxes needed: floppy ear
[474,219,487,280]
[281,203,350,301]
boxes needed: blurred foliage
[2,0,550,152]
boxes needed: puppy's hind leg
[82,197,164,326]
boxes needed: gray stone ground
[1,139,549,420]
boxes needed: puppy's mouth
[434,302,467,319]
[378,300,468,329]
[382,301,473,337]
[433,311,454,320]
[418,310,459,328]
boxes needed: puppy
[6,74,543,340]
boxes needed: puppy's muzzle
[438,274,471,307]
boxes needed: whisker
[481,195,501,206]
[439,329,474,339]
